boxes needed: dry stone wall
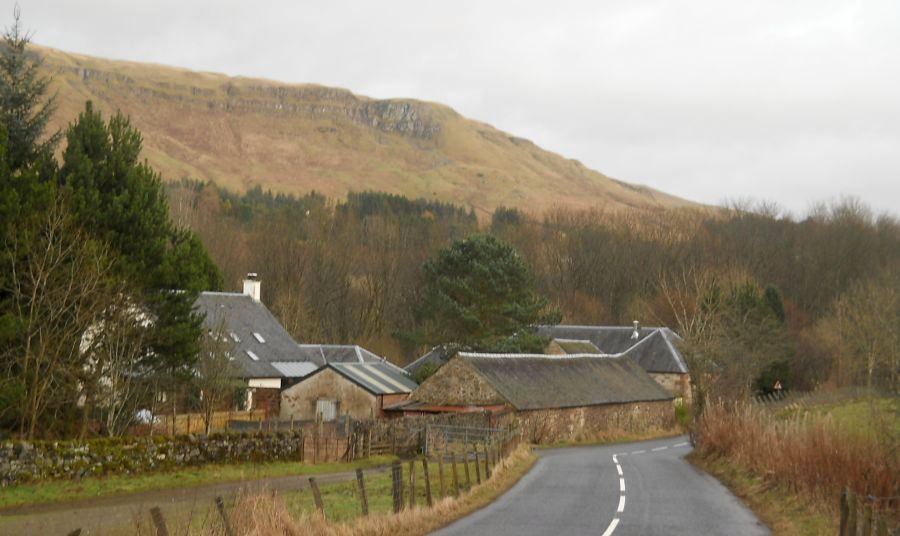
[516,400,675,444]
[0,430,303,487]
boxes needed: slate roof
[195,292,319,379]
[536,325,688,374]
[404,345,457,375]
[552,338,601,354]
[303,362,418,395]
[456,353,673,410]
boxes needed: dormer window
[246,350,260,361]
[253,332,266,343]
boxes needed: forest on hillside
[168,180,899,396]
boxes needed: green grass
[0,455,396,510]
[282,457,486,523]
[774,396,900,436]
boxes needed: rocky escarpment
[47,60,442,140]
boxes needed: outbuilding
[394,352,674,442]
[280,362,417,422]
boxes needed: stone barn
[398,353,675,443]
[280,362,417,422]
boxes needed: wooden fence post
[437,454,446,497]
[840,488,849,536]
[309,477,325,516]
[451,454,460,496]
[483,443,491,479]
[390,460,403,513]
[215,496,234,536]
[422,457,433,507]
[150,506,169,536]
[408,459,417,509]
[356,468,369,516]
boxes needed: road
[433,435,770,536]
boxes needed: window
[246,350,260,361]
[253,332,266,343]
[230,332,241,343]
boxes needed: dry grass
[188,445,536,536]
[694,398,899,529]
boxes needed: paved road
[434,435,770,536]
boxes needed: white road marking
[631,449,645,454]
[612,454,618,463]
[616,465,623,476]
[617,494,626,513]
[601,518,620,536]
[673,442,689,447]
[651,446,668,451]
[619,478,626,492]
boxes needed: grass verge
[0,455,397,510]
[688,452,833,536]
[177,445,538,535]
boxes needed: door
[316,399,337,422]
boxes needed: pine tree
[0,8,60,172]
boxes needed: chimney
[243,273,261,302]
[631,320,640,340]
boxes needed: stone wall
[410,357,504,406]
[0,430,303,487]
[280,368,378,421]
[516,400,675,444]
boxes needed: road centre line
[616,465,623,476]
[612,454,618,463]
[651,446,668,451]
[673,442,689,447]
[619,477,626,492]
[630,449,645,454]
[617,494,626,513]
[601,518,620,536]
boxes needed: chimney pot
[631,320,640,339]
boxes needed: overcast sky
[9,0,899,216]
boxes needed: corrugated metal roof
[455,353,673,410]
[297,344,407,374]
[330,362,418,395]
[270,361,320,378]
[536,325,688,374]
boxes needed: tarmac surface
[433,435,771,536]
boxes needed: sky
[8,0,900,216]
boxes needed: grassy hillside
[35,44,697,216]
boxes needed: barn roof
[297,344,406,374]
[404,345,457,375]
[552,338,602,354]
[456,353,673,410]
[328,362,418,395]
[536,325,688,374]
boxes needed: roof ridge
[459,352,614,359]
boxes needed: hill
[36,44,698,215]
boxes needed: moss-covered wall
[0,430,303,487]
[516,400,675,443]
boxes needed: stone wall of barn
[280,368,377,421]
[410,357,505,405]
[649,373,691,402]
[515,400,675,444]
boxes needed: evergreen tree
[60,102,222,377]
[0,8,60,172]
[418,234,559,352]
